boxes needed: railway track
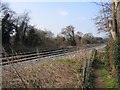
[1,47,78,66]
[1,44,106,66]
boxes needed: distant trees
[61,25,104,46]
[75,31,83,45]
[82,33,94,44]
[13,12,30,46]
[0,1,106,53]
[61,25,76,46]
[0,1,14,15]
[0,2,15,45]
[25,26,40,47]
[0,2,8,13]
[2,14,11,45]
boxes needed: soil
[93,60,105,88]
[93,69,104,88]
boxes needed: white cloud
[59,10,69,16]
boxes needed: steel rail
[1,47,77,65]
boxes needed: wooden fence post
[83,49,97,89]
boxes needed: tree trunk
[111,0,118,40]
[112,0,120,39]
[117,1,120,35]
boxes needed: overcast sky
[2,0,109,37]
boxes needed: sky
[2,0,108,37]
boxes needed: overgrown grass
[95,51,118,88]
[2,48,93,88]
[101,68,118,88]
[2,53,87,88]
[92,51,118,88]
[57,58,78,63]
[87,59,103,88]
[87,68,94,88]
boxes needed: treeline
[0,2,106,53]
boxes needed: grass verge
[2,58,83,88]
[101,68,118,88]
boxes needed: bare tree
[0,1,15,17]
[82,33,94,44]
[75,31,83,45]
[94,0,120,40]
[94,1,112,34]
[0,2,9,13]
[112,0,120,40]
[13,11,30,46]
[61,25,76,46]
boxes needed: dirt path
[93,68,104,88]
[93,60,105,88]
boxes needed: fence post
[83,58,86,89]
[83,49,97,89]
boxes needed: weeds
[2,49,91,88]
[87,68,94,88]
[101,68,118,88]
[2,44,96,88]
[57,58,78,63]
[92,50,119,88]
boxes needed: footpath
[92,59,105,88]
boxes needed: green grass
[101,68,118,88]
[91,49,119,88]
[57,59,83,73]
[92,59,118,88]
[73,66,83,73]
[87,68,94,88]
[57,58,78,63]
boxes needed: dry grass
[2,50,91,88]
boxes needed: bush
[114,39,120,85]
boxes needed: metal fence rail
[1,47,78,65]
[1,44,105,66]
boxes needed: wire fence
[82,49,97,89]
